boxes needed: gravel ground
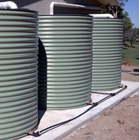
[63,65,139,140]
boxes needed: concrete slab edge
[53,82,139,140]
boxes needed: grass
[122,41,139,67]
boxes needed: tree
[101,0,128,18]
[119,0,128,7]
[122,11,134,41]
[123,11,133,32]
[110,0,128,18]
[125,28,138,48]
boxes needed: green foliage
[122,11,134,41]
[119,0,128,7]
[118,1,133,33]
[118,0,128,18]
[123,11,133,32]
[122,41,139,66]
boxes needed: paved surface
[20,81,139,140]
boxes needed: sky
[123,0,139,28]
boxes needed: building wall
[0,0,102,15]
[54,6,100,15]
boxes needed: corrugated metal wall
[38,15,92,110]
[0,9,38,140]
[92,18,123,91]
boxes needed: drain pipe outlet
[0,1,18,9]
[90,14,114,18]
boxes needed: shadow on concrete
[38,109,46,122]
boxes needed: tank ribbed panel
[92,18,123,91]
[0,9,38,140]
[38,15,92,110]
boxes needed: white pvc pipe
[50,2,101,15]
[90,14,114,18]
[0,1,18,9]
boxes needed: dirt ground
[63,65,139,140]
[121,65,139,82]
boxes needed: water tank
[92,18,123,91]
[38,15,92,110]
[0,9,38,139]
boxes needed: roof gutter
[98,0,120,6]
[50,2,102,15]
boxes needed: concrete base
[20,81,139,140]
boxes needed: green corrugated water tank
[92,18,123,91]
[38,15,92,110]
[0,9,38,140]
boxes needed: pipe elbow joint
[27,131,41,137]
[4,1,18,9]
[0,1,18,9]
